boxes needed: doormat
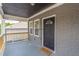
[40,47,52,56]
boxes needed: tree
[0,23,13,34]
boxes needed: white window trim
[42,14,56,54]
[34,19,40,37]
[29,21,34,35]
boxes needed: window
[29,21,33,34]
[34,19,40,36]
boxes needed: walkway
[3,40,47,56]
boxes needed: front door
[43,17,55,51]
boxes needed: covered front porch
[0,3,54,56]
[1,3,79,56]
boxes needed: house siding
[28,3,79,56]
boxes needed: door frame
[42,14,56,53]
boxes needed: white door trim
[42,14,56,53]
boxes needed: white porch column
[1,19,5,36]
[0,3,5,56]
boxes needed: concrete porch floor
[3,40,47,56]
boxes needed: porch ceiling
[2,3,54,18]
[3,14,28,21]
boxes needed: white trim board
[28,3,64,20]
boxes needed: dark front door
[43,17,55,51]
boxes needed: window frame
[29,21,34,35]
[34,19,40,37]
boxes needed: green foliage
[0,23,13,27]
[0,23,13,34]
[5,23,13,27]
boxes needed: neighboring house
[6,22,28,33]
[5,22,28,41]
[6,22,28,29]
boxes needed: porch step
[40,47,52,56]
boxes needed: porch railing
[5,28,28,41]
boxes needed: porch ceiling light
[30,3,35,6]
